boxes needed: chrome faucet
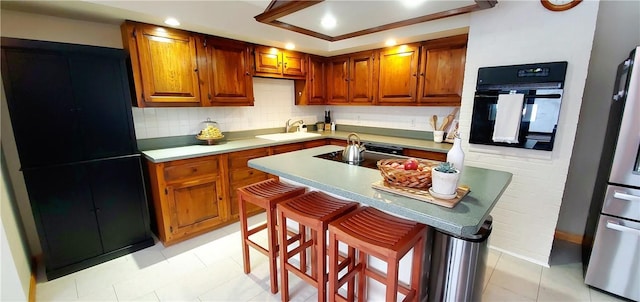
[285,119,304,133]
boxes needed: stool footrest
[337,262,362,289]
[286,239,313,259]
[246,239,269,256]
[247,222,268,237]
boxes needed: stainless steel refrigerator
[583,46,640,301]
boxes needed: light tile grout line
[535,264,543,301]
[483,251,502,294]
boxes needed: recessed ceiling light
[385,39,397,46]
[400,0,427,8]
[285,43,295,50]
[164,18,180,27]
[320,15,336,29]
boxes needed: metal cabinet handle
[613,191,640,202]
[606,220,640,236]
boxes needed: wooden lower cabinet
[227,148,270,219]
[147,155,228,245]
[403,148,447,162]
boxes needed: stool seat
[278,191,359,302]
[238,179,306,294]
[328,207,427,302]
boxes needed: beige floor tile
[589,288,629,302]
[154,258,243,301]
[125,291,160,302]
[76,285,118,302]
[484,248,502,291]
[486,253,542,301]
[198,274,271,301]
[537,262,590,302]
[36,276,77,301]
[482,283,536,302]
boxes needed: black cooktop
[314,150,405,170]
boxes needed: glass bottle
[447,133,465,173]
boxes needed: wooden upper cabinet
[327,51,376,105]
[254,46,306,79]
[417,34,468,106]
[121,21,205,107]
[349,51,376,104]
[307,56,326,104]
[377,43,420,105]
[295,55,326,105]
[204,37,254,106]
[327,56,350,104]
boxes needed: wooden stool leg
[239,195,251,274]
[317,228,327,302]
[357,251,366,302]
[301,224,307,275]
[278,209,289,301]
[386,258,400,302]
[410,236,425,302]
[347,245,356,302]
[267,207,279,294]
[328,231,338,302]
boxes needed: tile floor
[36,214,627,301]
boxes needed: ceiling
[0,0,492,56]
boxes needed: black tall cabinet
[1,38,154,279]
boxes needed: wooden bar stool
[328,207,427,302]
[277,191,359,302]
[238,179,306,294]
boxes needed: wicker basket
[377,159,436,189]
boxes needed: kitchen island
[248,145,512,237]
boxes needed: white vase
[431,167,460,195]
[447,136,465,173]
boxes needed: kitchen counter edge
[141,131,451,163]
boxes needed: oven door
[470,89,562,151]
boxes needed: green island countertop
[248,145,512,237]
[141,129,451,163]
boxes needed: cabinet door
[167,177,225,236]
[134,23,202,105]
[418,35,467,105]
[308,56,326,104]
[89,156,150,252]
[403,148,447,162]
[205,38,254,106]
[228,148,269,219]
[1,48,81,167]
[349,51,376,104]
[23,165,102,270]
[327,56,350,104]
[254,46,282,75]
[378,44,420,104]
[282,50,306,77]
[69,52,137,159]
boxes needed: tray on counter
[372,180,470,208]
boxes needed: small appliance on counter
[469,61,568,151]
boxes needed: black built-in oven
[469,62,568,151]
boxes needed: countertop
[141,130,451,163]
[248,145,512,237]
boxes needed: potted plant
[430,162,460,198]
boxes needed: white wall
[132,78,322,138]
[460,0,599,265]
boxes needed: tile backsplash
[132,77,458,139]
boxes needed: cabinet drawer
[304,139,327,148]
[403,148,446,162]
[271,143,304,154]
[230,167,268,182]
[228,148,269,169]
[164,158,218,182]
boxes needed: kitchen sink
[255,132,322,141]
